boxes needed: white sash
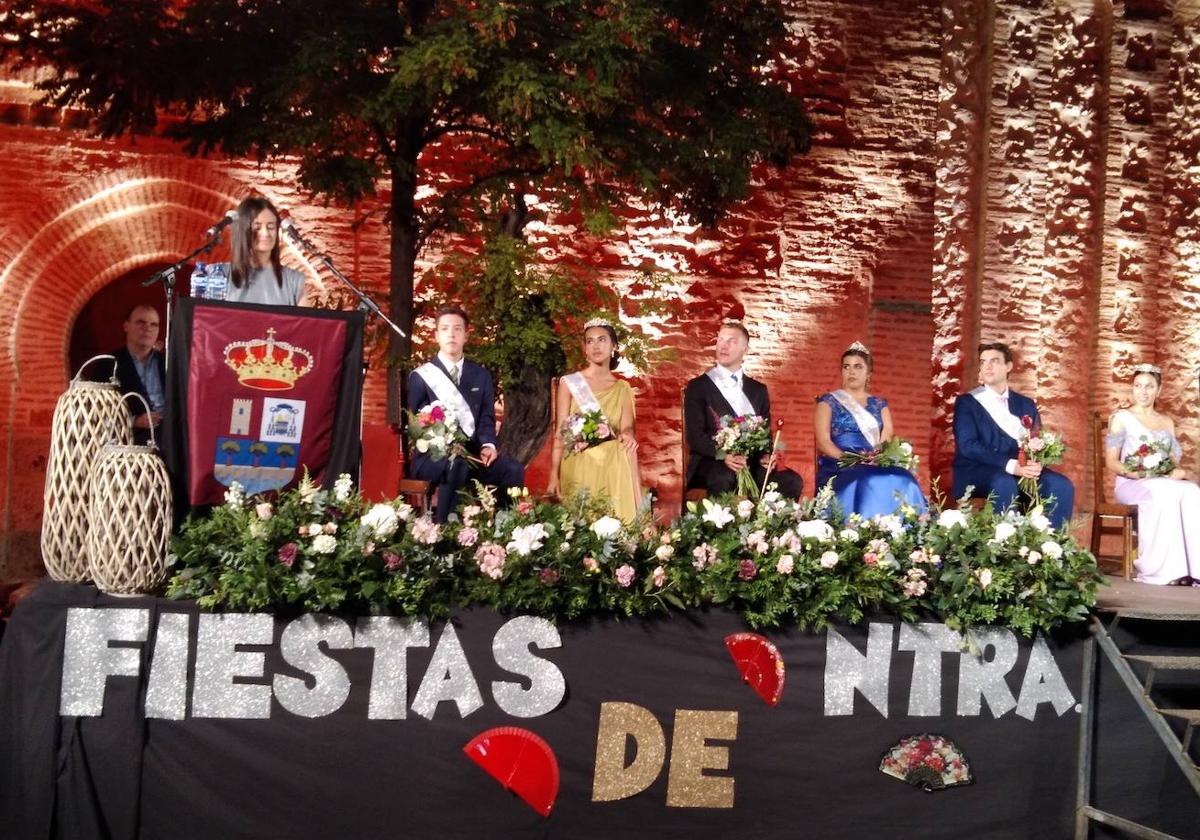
[563,373,603,415]
[415,362,476,438]
[970,385,1023,442]
[705,366,756,417]
[830,390,880,448]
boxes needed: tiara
[846,340,871,356]
[584,317,614,330]
[1132,363,1161,375]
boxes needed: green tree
[249,441,270,467]
[220,439,242,466]
[2,0,809,449]
[275,443,296,467]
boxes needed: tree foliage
[2,0,810,448]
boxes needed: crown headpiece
[224,328,313,391]
[845,340,871,356]
[1132,363,1161,376]
[584,317,614,331]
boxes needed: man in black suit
[407,305,524,521]
[684,320,803,499]
[113,304,166,445]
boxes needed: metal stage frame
[1076,577,1200,840]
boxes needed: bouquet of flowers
[1017,415,1066,505]
[837,437,919,473]
[560,408,615,456]
[1122,436,1177,478]
[406,401,474,462]
[714,413,772,498]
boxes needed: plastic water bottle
[206,263,228,301]
[190,261,209,299]
[190,262,228,300]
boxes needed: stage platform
[2,582,1199,839]
[1095,574,1200,620]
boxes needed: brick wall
[3,0,1200,580]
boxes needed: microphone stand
[142,231,224,371]
[283,222,409,469]
[282,223,408,341]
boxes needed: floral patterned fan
[879,734,973,792]
[463,727,560,817]
[724,632,786,706]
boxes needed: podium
[161,299,365,511]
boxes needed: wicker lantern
[41,356,133,582]
[87,394,173,595]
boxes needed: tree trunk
[385,154,419,425]
[498,364,553,466]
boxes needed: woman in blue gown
[813,342,927,518]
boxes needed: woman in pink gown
[1105,364,1200,585]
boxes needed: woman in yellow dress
[546,319,642,520]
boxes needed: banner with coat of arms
[161,299,364,509]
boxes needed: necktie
[450,364,461,386]
[731,373,739,386]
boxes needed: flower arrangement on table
[836,437,919,473]
[168,474,1102,637]
[1122,436,1176,479]
[713,413,772,499]
[560,408,615,457]
[1017,415,1065,505]
[406,401,476,463]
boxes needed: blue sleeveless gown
[815,393,927,518]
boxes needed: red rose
[539,568,560,586]
[1021,415,1033,430]
[383,551,403,571]
[916,739,933,755]
[926,755,945,772]
[430,405,445,423]
[738,559,758,581]
[1138,444,1149,456]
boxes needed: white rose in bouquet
[990,522,1016,543]
[1040,540,1064,560]
[937,509,968,530]
[361,503,400,539]
[795,519,834,542]
[591,516,623,540]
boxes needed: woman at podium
[216,196,306,307]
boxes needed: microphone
[280,217,317,252]
[204,210,238,240]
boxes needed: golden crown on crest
[223,328,313,391]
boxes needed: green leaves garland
[168,480,1103,637]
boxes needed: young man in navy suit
[407,305,524,521]
[952,342,1074,529]
[684,320,803,500]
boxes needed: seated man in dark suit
[113,304,166,446]
[952,341,1074,529]
[407,305,524,522]
[684,320,803,500]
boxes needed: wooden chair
[398,436,434,513]
[1089,411,1137,579]
[397,373,433,513]
[680,387,708,513]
